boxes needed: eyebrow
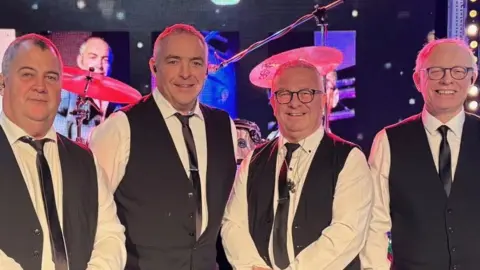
[18,67,60,76]
[164,55,205,62]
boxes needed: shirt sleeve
[88,111,131,192]
[86,155,127,270]
[221,151,272,270]
[0,250,24,270]
[360,129,392,270]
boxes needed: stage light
[352,10,358,17]
[116,10,125,20]
[77,0,86,9]
[215,9,220,13]
[470,10,478,18]
[468,100,478,111]
[467,24,479,36]
[31,3,39,10]
[356,133,363,141]
[409,98,416,105]
[471,0,477,2]
[211,0,240,5]
[470,40,478,49]
[469,85,479,97]
[137,42,143,48]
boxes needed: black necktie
[438,125,452,197]
[20,137,68,270]
[273,142,300,269]
[175,113,202,239]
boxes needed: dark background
[0,0,441,154]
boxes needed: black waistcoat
[117,95,236,270]
[247,133,361,269]
[0,130,98,270]
[387,113,480,270]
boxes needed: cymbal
[249,46,343,89]
[62,66,142,104]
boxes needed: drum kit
[61,66,142,144]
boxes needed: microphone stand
[70,67,101,144]
[213,0,345,70]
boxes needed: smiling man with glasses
[222,59,372,270]
[361,38,480,270]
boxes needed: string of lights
[466,0,480,112]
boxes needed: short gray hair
[271,59,324,89]
[2,33,62,76]
[152,24,207,60]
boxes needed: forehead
[273,67,322,90]
[158,33,206,58]
[84,39,109,55]
[11,42,61,71]
[424,43,473,67]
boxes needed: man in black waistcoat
[221,59,373,270]
[360,39,480,270]
[0,34,126,270]
[89,24,237,270]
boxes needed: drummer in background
[89,23,237,270]
[221,59,372,270]
[54,36,121,142]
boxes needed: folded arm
[360,130,392,270]
[290,148,373,270]
[221,152,271,270]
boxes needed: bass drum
[234,119,265,165]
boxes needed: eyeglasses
[273,89,323,104]
[421,66,474,80]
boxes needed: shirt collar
[0,112,57,145]
[421,107,465,138]
[278,126,325,154]
[152,88,204,121]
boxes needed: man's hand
[252,266,272,270]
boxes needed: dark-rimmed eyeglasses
[273,89,324,104]
[421,66,474,80]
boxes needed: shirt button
[447,209,453,214]
[188,193,193,198]
[33,250,40,257]
[451,247,456,252]
[189,213,194,218]
[189,232,195,237]
[294,225,300,229]
[33,229,41,236]
[448,227,454,233]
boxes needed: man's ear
[413,71,422,93]
[0,73,5,96]
[77,54,85,70]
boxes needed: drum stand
[69,68,101,144]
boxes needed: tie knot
[19,137,49,153]
[285,143,300,154]
[174,113,194,126]
[438,125,449,138]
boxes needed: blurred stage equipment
[209,0,345,71]
[234,119,266,164]
[63,66,142,143]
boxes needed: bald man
[54,37,120,142]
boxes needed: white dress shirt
[360,108,464,270]
[0,113,126,270]
[89,88,237,235]
[222,127,373,270]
